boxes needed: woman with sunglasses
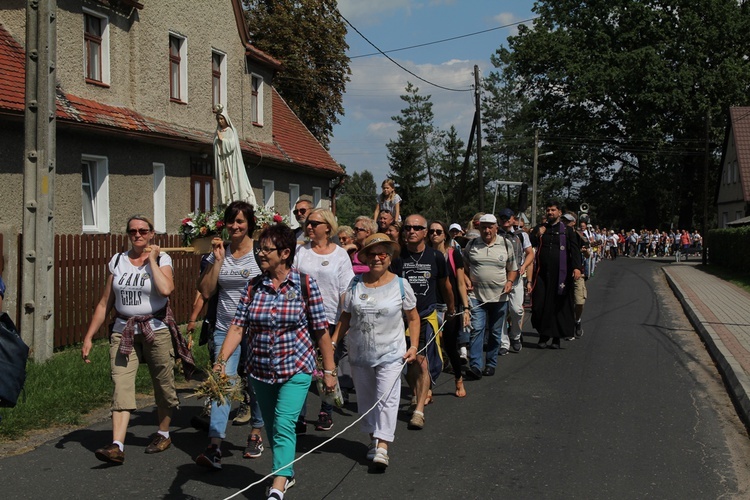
[82,215,193,464]
[216,224,336,498]
[428,221,471,397]
[332,233,420,469]
[293,209,354,432]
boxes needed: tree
[335,170,377,227]
[495,0,750,229]
[244,0,350,148]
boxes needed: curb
[663,267,750,430]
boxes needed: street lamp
[531,150,553,226]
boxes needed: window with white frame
[263,180,275,208]
[312,187,322,208]
[212,50,227,109]
[153,163,166,233]
[251,74,263,125]
[81,155,110,233]
[169,33,188,102]
[289,184,300,225]
[83,9,110,85]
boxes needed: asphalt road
[2,257,750,499]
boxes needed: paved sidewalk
[664,262,750,428]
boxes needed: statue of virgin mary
[213,104,257,206]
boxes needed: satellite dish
[580,203,589,213]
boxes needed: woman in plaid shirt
[217,224,336,499]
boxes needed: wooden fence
[54,234,202,348]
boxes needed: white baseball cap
[449,223,462,232]
[478,214,498,224]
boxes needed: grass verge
[0,329,210,442]
[697,264,750,294]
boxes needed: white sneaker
[373,448,389,469]
[366,439,378,460]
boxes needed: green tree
[244,0,351,148]
[495,0,750,229]
[335,170,377,227]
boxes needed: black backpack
[0,313,29,407]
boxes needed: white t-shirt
[206,246,261,332]
[294,243,354,323]
[343,275,416,367]
[110,252,173,333]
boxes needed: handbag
[0,312,29,407]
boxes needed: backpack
[0,313,29,408]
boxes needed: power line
[338,12,473,93]
[350,18,539,59]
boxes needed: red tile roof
[0,23,342,176]
[729,107,750,202]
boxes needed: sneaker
[295,418,307,434]
[266,477,295,499]
[511,340,522,353]
[95,443,124,464]
[314,411,333,431]
[482,366,496,377]
[408,411,425,430]
[144,434,171,454]
[575,322,583,338]
[373,448,389,469]
[243,434,264,458]
[195,445,222,470]
[366,439,378,460]
[465,366,483,380]
[499,348,509,356]
[233,403,251,426]
[459,346,468,365]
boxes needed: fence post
[0,226,21,331]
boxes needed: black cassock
[530,222,581,339]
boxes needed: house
[717,107,750,228]
[0,0,343,238]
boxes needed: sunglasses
[367,252,389,260]
[403,225,426,232]
[353,227,369,233]
[293,208,308,216]
[127,228,151,236]
[428,229,443,235]
[305,220,326,228]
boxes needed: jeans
[469,296,509,370]
[252,372,312,478]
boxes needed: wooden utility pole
[474,65,484,211]
[22,0,57,360]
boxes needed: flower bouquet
[180,205,229,247]
[187,365,243,407]
[313,355,343,407]
[254,205,290,228]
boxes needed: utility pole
[474,65,484,212]
[22,0,57,361]
[532,130,539,226]
[702,108,710,266]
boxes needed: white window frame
[81,154,110,234]
[169,32,188,102]
[211,49,227,109]
[82,8,110,85]
[288,183,300,227]
[312,187,322,208]
[153,163,166,233]
[250,73,264,125]
[263,180,275,209]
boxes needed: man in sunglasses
[390,214,454,430]
[293,196,314,242]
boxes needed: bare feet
[425,389,433,405]
[455,378,466,398]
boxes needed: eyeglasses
[258,246,278,254]
[292,208,308,216]
[367,252,389,260]
[305,220,326,228]
[403,225,426,232]
[127,228,151,236]
[428,229,443,235]
[353,227,369,233]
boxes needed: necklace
[409,248,425,264]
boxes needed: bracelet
[323,368,338,377]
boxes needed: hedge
[707,226,750,273]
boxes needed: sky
[330,0,538,185]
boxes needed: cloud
[336,0,412,24]
[493,11,532,37]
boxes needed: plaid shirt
[231,268,328,384]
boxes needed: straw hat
[357,233,400,262]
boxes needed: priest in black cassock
[529,201,582,349]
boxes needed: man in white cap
[462,213,518,378]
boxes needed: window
[212,50,227,108]
[169,33,188,102]
[81,155,109,233]
[153,163,166,233]
[722,212,728,228]
[263,180,275,208]
[312,187,322,208]
[251,74,263,125]
[83,10,109,85]
[289,183,300,224]
[190,157,213,213]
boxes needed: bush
[707,226,750,273]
